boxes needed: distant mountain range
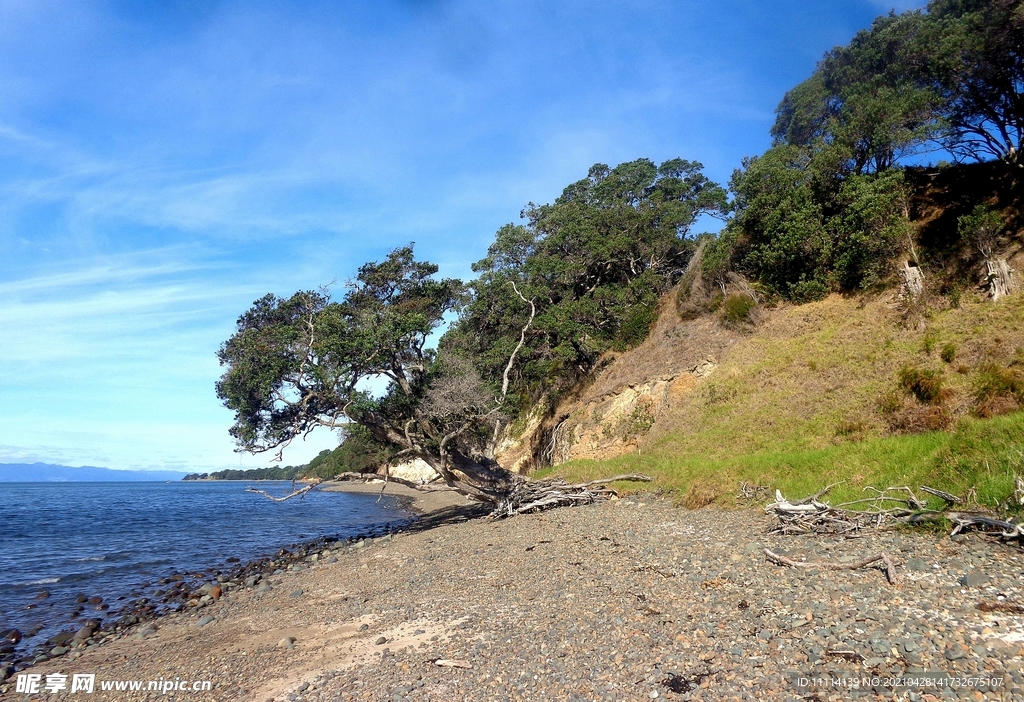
[0,462,189,482]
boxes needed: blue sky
[0,0,927,472]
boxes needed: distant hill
[0,463,189,482]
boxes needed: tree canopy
[444,158,728,409]
[219,0,1022,492]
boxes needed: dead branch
[501,281,536,399]
[764,548,899,585]
[767,484,1024,544]
[737,481,770,502]
[920,485,963,506]
[792,482,842,505]
[245,479,323,502]
[577,474,655,488]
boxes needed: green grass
[540,410,1024,509]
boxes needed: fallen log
[764,548,899,585]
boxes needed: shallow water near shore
[0,481,413,655]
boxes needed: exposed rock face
[384,458,439,483]
[549,358,717,464]
[496,294,740,470]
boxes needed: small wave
[26,577,59,585]
[73,556,107,562]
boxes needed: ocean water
[0,481,413,656]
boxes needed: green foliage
[923,329,939,355]
[612,302,659,351]
[899,366,946,404]
[623,399,656,438]
[304,426,391,479]
[726,1,1022,303]
[924,0,1024,163]
[544,411,1024,511]
[940,342,957,363]
[772,1,1024,166]
[182,466,304,481]
[957,204,1005,257]
[445,158,728,409]
[730,147,910,299]
[720,293,756,327]
[217,246,468,460]
[772,10,945,175]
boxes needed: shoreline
[1,481,432,676]
[320,479,476,516]
[4,495,1023,700]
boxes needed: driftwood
[245,479,323,502]
[764,548,899,585]
[248,470,654,519]
[766,484,1024,543]
[491,474,654,518]
[434,659,472,669]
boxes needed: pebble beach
[4,484,1024,702]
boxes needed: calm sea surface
[0,481,413,654]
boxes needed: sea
[0,481,414,657]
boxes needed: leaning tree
[216,246,649,517]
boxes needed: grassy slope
[540,291,1024,509]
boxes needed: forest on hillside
[216,1,1023,498]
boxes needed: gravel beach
[4,486,1024,702]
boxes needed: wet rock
[1,629,21,645]
[51,631,75,646]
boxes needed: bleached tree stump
[984,258,1015,300]
[899,260,924,299]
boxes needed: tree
[446,158,728,410]
[772,10,945,175]
[923,0,1024,163]
[217,245,649,514]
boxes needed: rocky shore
[3,486,1024,701]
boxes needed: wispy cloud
[0,0,906,470]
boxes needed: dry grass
[542,289,1024,508]
[634,290,1024,460]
